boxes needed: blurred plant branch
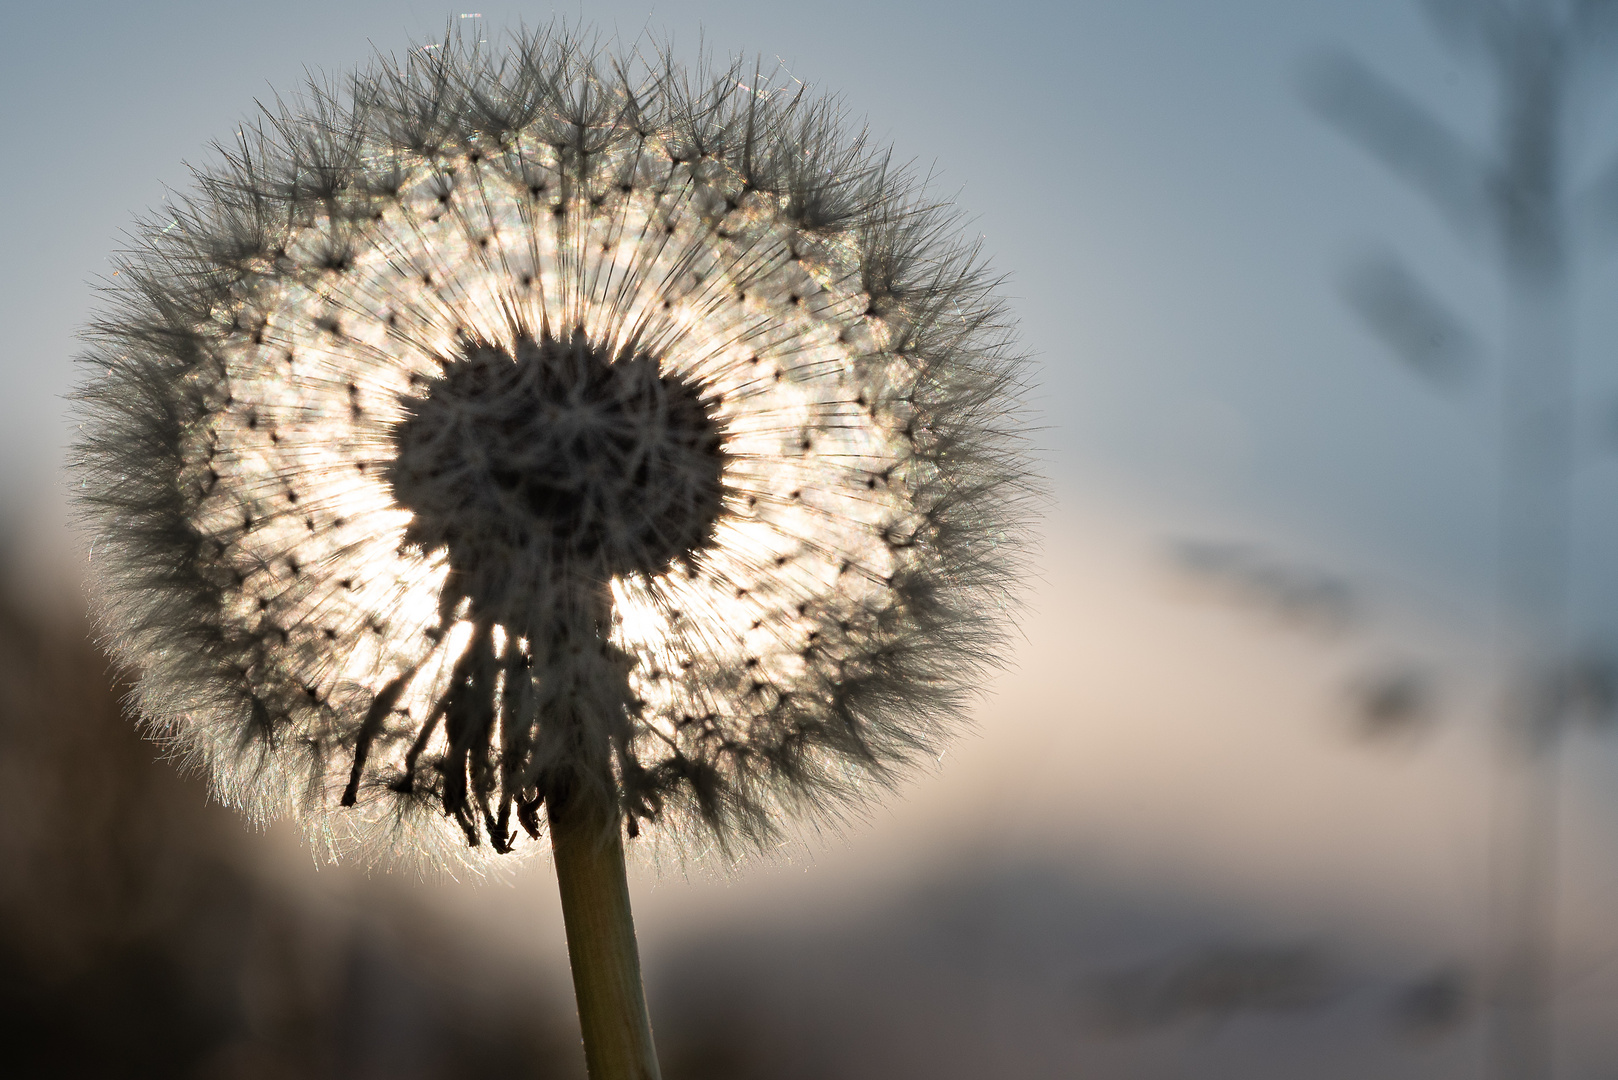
[1302,2,1618,1077]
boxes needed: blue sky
[13,0,1618,623]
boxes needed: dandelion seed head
[73,26,1036,869]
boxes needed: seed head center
[387,331,726,608]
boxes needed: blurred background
[5,1,1618,1076]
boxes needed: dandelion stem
[548,789,661,1080]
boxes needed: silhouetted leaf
[1347,662,1439,742]
[1092,944,1335,1033]
[1390,964,1472,1038]
[1168,538,1358,635]
[1300,49,1491,239]
[1339,252,1479,388]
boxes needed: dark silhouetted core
[388,331,727,598]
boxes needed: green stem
[548,791,662,1080]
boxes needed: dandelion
[74,26,1034,1077]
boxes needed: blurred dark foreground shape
[0,558,1497,1079]
[0,569,578,1079]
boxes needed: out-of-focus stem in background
[1305,1,1618,1076]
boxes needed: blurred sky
[6,2,1618,1072]
[7,0,1618,617]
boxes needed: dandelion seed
[73,28,1034,873]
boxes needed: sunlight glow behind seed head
[74,28,1036,870]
